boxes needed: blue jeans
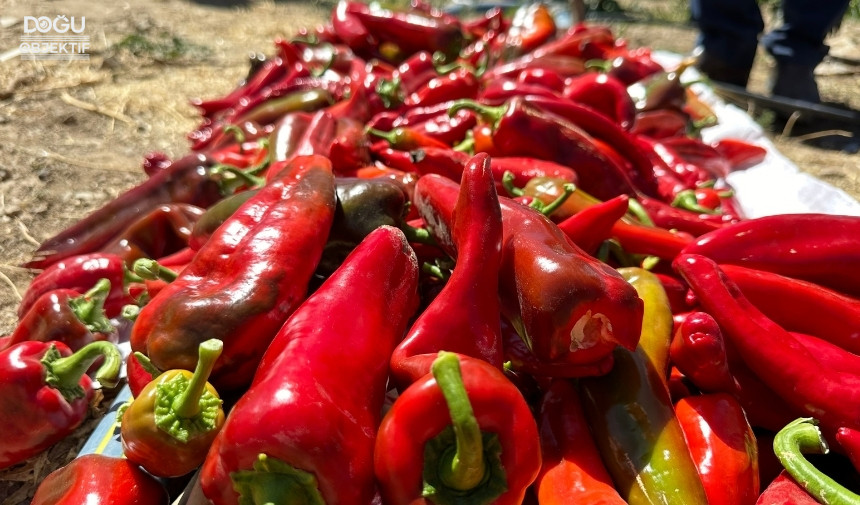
[690,0,850,68]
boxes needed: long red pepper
[375,352,541,505]
[675,393,760,505]
[836,427,860,474]
[682,213,860,296]
[200,225,419,505]
[390,153,504,389]
[130,155,337,392]
[557,194,631,254]
[534,378,626,504]
[720,263,860,353]
[674,254,860,434]
[414,173,643,372]
[0,340,121,469]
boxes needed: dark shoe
[694,48,752,87]
[769,63,820,103]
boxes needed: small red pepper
[390,153,503,389]
[100,203,205,267]
[18,252,135,319]
[629,109,689,139]
[368,126,450,151]
[0,340,121,469]
[711,138,768,171]
[563,72,637,129]
[531,24,616,60]
[130,155,337,392]
[534,378,626,504]
[674,254,860,434]
[675,393,760,505]
[200,225,419,505]
[517,67,566,93]
[682,213,860,296]
[557,194,631,254]
[6,279,115,352]
[30,454,169,505]
[405,67,480,108]
[375,352,541,505]
[121,339,225,478]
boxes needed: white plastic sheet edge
[653,50,860,218]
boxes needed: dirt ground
[0,0,858,501]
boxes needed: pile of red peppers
[4,1,860,504]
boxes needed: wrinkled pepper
[130,155,337,392]
[200,225,419,505]
[579,267,710,505]
[676,393,760,505]
[31,454,169,505]
[414,173,643,373]
[121,339,225,478]
[25,153,223,269]
[0,340,121,469]
[375,351,541,505]
[534,378,626,505]
[390,153,504,389]
[101,203,205,267]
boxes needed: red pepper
[637,195,727,236]
[31,454,169,505]
[557,194,630,254]
[375,352,541,505]
[534,378,626,504]
[6,279,115,352]
[485,53,587,82]
[392,51,441,95]
[599,47,665,85]
[450,97,642,201]
[494,3,556,59]
[390,153,504,389]
[130,155,337,392]
[490,157,578,192]
[531,24,617,60]
[662,136,733,180]
[190,56,292,119]
[682,213,860,296]
[836,427,860,474]
[121,339,225,478]
[18,253,135,319]
[200,225,419,505]
[674,254,860,434]
[517,67,566,93]
[368,126,450,151]
[414,173,643,370]
[331,0,375,55]
[756,469,821,505]
[563,72,637,129]
[639,136,715,190]
[629,109,689,139]
[100,203,205,267]
[405,67,480,108]
[711,138,768,171]
[25,153,223,270]
[0,340,121,469]
[328,117,372,175]
[406,107,477,146]
[675,393,760,505]
[720,264,860,354]
[478,79,565,105]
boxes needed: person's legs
[691,0,763,86]
[762,0,850,101]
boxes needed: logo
[20,16,89,61]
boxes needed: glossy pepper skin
[674,254,860,434]
[200,226,419,505]
[676,393,760,505]
[18,252,135,319]
[121,339,225,478]
[413,173,643,372]
[130,155,337,392]
[6,279,115,352]
[534,378,626,505]
[563,72,637,129]
[31,454,169,505]
[101,203,205,267]
[0,340,121,469]
[375,352,541,505]
[25,153,222,269]
[579,268,710,505]
[682,213,860,296]
[720,264,860,354]
[391,153,504,389]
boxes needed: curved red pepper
[720,264,860,354]
[130,155,337,392]
[563,72,637,130]
[712,138,768,171]
[674,254,860,434]
[629,109,689,139]
[0,340,121,469]
[200,225,419,505]
[557,194,631,254]
[836,427,860,474]
[517,67,566,93]
[31,454,169,505]
[414,173,643,370]
[676,393,760,505]
[756,470,821,505]
[682,213,860,296]
[391,153,503,389]
[375,352,541,505]
[405,67,480,109]
[100,203,205,267]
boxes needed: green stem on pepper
[132,258,179,283]
[43,340,122,401]
[774,417,860,505]
[67,278,114,334]
[231,453,326,505]
[448,100,506,130]
[172,339,223,419]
